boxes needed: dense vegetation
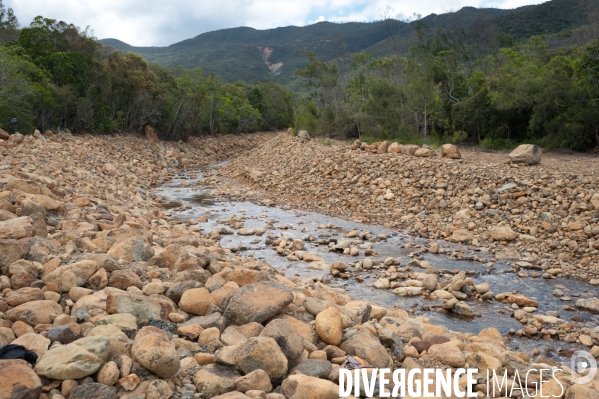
[0,1,294,139]
[2,0,599,151]
[101,8,513,90]
[293,7,599,150]
[100,0,596,89]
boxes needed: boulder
[234,369,272,393]
[474,283,490,295]
[575,298,599,313]
[10,270,38,289]
[43,260,98,292]
[290,359,332,378]
[428,342,465,368]
[279,315,319,345]
[281,374,339,399]
[421,274,438,291]
[217,269,267,287]
[509,144,542,165]
[193,364,241,398]
[451,229,473,243]
[27,195,65,213]
[183,313,227,333]
[0,239,30,268]
[160,244,211,272]
[224,282,293,325]
[27,236,59,264]
[5,300,63,326]
[71,289,108,314]
[131,326,180,378]
[19,199,46,219]
[9,260,43,278]
[393,287,424,296]
[489,226,518,241]
[108,269,143,290]
[234,337,288,382]
[315,307,343,345]
[107,237,154,262]
[0,216,35,240]
[506,294,538,307]
[377,141,390,154]
[165,281,203,303]
[8,133,24,144]
[259,319,304,360]
[95,313,138,335]
[466,352,502,373]
[453,301,474,317]
[97,361,120,386]
[387,142,401,153]
[339,329,392,368]
[441,143,461,159]
[11,333,51,356]
[401,144,419,155]
[106,291,176,322]
[0,359,42,399]
[414,147,432,157]
[70,383,118,399]
[147,380,174,399]
[5,180,52,196]
[350,139,361,150]
[179,287,215,316]
[297,130,310,140]
[35,336,110,380]
[343,301,372,324]
[33,129,46,142]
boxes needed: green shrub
[451,130,468,144]
[479,137,518,151]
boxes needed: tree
[294,51,339,108]
[0,0,19,44]
[0,46,47,133]
[577,39,599,145]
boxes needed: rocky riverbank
[0,130,598,399]
[214,134,599,285]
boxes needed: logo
[337,352,598,398]
[570,350,597,385]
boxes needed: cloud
[4,0,547,46]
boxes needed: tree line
[294,19,599,151]
[2,0,599,151]
[0,1,294,140]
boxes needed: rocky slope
[216,134,599,286]
[0,129,597,399]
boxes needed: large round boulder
[131,326,180,378]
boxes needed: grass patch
[318,138,337,146]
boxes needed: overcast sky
[5,0,546,47]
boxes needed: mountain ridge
[100,0,597,87]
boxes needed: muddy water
[154,165,598,361]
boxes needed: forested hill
[494,0,598,39]
[100,0,597,87]
[100,21,394,86]
[99,7,515,86]
[2,0,599,151]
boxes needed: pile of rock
[217,134,599,284]
[0,131,597,399]
[350,140,462,160]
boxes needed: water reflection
[154,167,597,362]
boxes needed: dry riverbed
[0,129,598,399]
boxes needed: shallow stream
[154,163,599,362]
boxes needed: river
[154,163,599,362]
